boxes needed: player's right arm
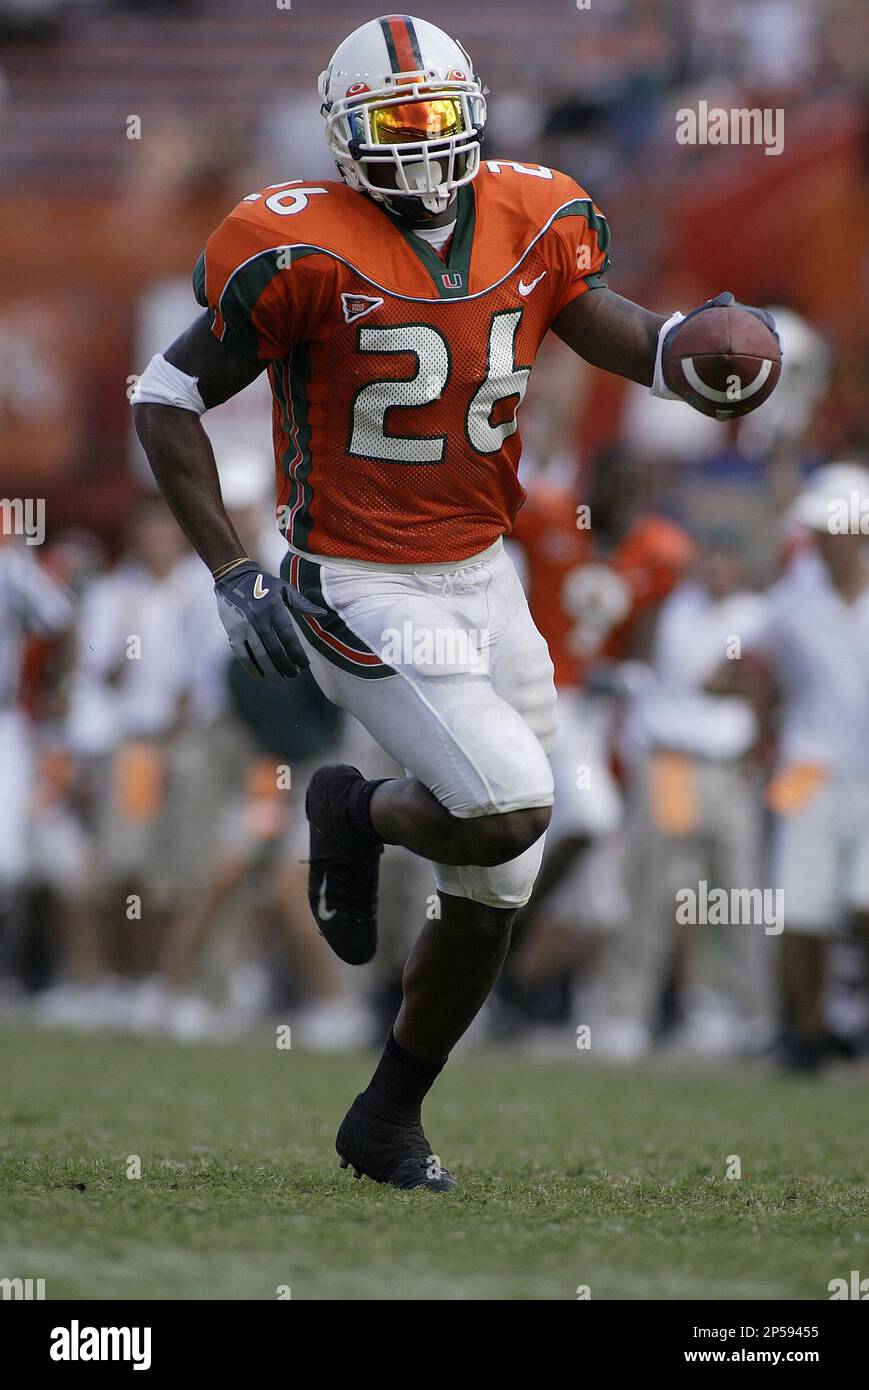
[132,192,336,680]
[135,189,334,556]
[132,313,265,575]
[134,316,325,682]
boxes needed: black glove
[214,560,325,682]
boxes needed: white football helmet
[318,14,486,217]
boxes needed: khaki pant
[608,752,774,1033]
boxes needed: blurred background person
[614,530,773,1058]
[0,532,73,989]
[502,448,694,1037]
[55,497,188,1023]
[15,530,105,997]
[707,463,869,1071]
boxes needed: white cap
[790,462,869,533]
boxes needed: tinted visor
[350,97,465,146]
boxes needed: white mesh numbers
[466,310,530,455]
[347,311,530,465]
[349,324,451,464]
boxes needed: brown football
[662,305,781,420]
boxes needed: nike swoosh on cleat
[518,271,547,297]
[317,874,337,922]
[253,574,270,599]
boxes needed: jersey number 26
[348,309,531,464]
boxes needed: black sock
[341,775,390,848]
[365,1030,447,1116]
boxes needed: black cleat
[336,1092,458,1192]
[305,765,383,965]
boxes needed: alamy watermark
[826,492,869,534]
[50,1322,151,1370]
[676,880,784,936]
[828,1270,869,1299]
[379,622,490,674]
[676,101,784,157]
[0,497,45,545]
[1,1276,45,1300]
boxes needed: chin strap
[381,190,451,219]
[421,191,451,215]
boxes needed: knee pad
[434,832,547,910]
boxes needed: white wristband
[650,311,685,401]
[130,353,207,414]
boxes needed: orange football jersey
[194,163,609,565]
[512,481,696,687]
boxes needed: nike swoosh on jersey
[317,874,337,922]
[253,574,270,599]
[518,271,547,297]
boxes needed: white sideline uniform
[0,710,34,889]
[0,545,73,890]
[773,775,869,930]
[285,539,556,908]
[756,552,869,933]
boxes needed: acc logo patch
[341,292,384,324]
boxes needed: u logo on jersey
[441,271,464,290]
[341,292,384,323]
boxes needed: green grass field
[0,1025,866,1300]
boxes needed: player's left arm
[554,286,781,411]
[545,179,778,402]
[552,287,663,387]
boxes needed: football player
[133,15,775,1190]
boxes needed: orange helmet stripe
[380,15,423,73]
